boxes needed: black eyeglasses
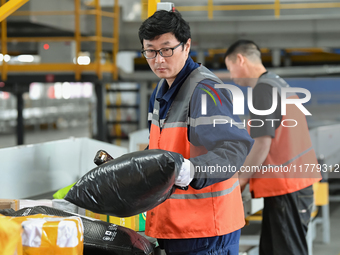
[141,42,183,59]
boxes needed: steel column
[16,89,24,145]
[148,0,160,17]
[74,0,81,80]
[95,0,102,80]
[1,0,8,81]
[112,0,119,80]
[94,82,106,142]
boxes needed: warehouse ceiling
[3,0,340,51]
[1,0,340,77]
[118,0,340,50]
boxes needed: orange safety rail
[175,0,340,20]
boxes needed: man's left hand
[239,177,249,193]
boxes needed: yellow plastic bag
[8,214,83,255]
[0,215,23,255]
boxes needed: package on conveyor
[64,149,183,217]
[2,206,154,255]
[0,213,83,255]
[82,210,147,232]
[53,199,147,232]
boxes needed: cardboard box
[138,143,149,151]
[0,199,52,211]
[0,201,14,210]
[0,199,18,210]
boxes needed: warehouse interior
[1,0,340,254]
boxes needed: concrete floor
[239,201,340,255]
[0,125,339,254]
[313,202,340,255]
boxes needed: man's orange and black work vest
[249,72,321,198]
[145,66,245,239]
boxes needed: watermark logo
[201,84,312,116]
[200,84,312,128]
[199,83,222,115]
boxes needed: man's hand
[175,159,194,187]
[239,177,249,193]
[238,136,272,193]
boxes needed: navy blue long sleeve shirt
[148,57,254,189]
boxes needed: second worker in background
[224,39,321,255]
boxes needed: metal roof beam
[0,0,29,22]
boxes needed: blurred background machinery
[1,0,340,147]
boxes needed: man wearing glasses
[139,9,254,255]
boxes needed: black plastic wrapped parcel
[65,149,183,217]
[2,206,154,255]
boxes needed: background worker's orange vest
[146,66,245,239]
[249,73,321,198]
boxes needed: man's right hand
[175,159,193,188]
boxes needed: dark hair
[224,39,261,61]
[138,10,191,47]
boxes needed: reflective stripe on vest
[249,72,321,198]
[170,179,240,199]
[263,146,313,168]
[146,65,245,239]
[189,116,246,130]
